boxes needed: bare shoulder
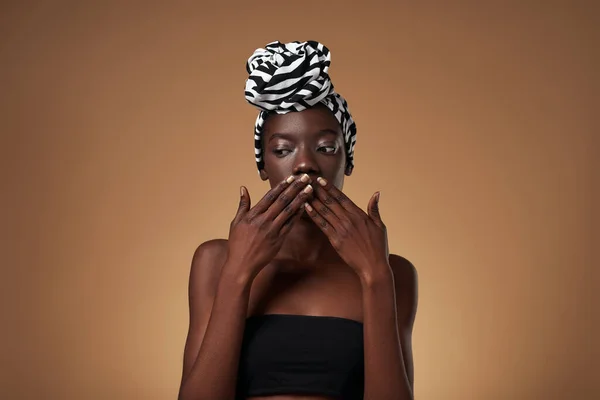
[388,253,418,326]
[191,238,229,267]
[388,253,418,289]
[188,239,230,296]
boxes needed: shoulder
[388,253,418,326]
[188,239,230,293]
[388,253,418,290]
[191,238,229,266]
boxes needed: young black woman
[178,40,418,400]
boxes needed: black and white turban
[244,41,357,172]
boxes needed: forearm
[361,267,413,400]
[179,265,252,400]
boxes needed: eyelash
[320,146,337,154]
[272,146,338,157]
[273,149,291,157]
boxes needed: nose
[292,146,320,177]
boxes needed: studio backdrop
[2,1,597,399]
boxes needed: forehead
[263,105,342,140]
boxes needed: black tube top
[236,314,364,400]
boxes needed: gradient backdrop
[2,1,598,399]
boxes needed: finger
[279,204,305,236]
[307,196,342,231]
[303,202,336,237]
[271,183,314,230]
[315,177,362,215]
[233,186,251,224]
[265,174,312,218]
[249,174,296,216]
[367,191,384,226]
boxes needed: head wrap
[244,40,357,172]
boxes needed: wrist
[358,261,393,288]
[220,260,256,290]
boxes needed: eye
[273,148,292,157]
[318,145,338,154]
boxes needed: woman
[178,41,418,400]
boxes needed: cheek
[264,157,293,185]
[332,151,348,186]
[332,169,346,189]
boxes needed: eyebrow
[267,129,339,143]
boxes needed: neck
[278,213,338,264]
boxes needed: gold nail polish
[300,174,310,183]
[303,184,313,194]
[317,177,327,186]
[286,175,295,184]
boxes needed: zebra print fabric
[244,41,357,172]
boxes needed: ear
[259,169,269,181]
[345,164,353,176]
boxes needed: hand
[303,177,390,279]
[224,174,314,282]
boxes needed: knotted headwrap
[244,41,357,172]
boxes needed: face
[260,104,351,190]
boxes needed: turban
[244,41,357,172]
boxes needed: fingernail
[376,192,381,202]
[286,175,295,184]
[317,177,327,187]
[304,202,313,211]
[303,184,313,194]
[300,174,310,183]
[240,186,245,197]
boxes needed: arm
[301,179,418,400]
[361,255,418,400]
[177,239,252,400]
[178,178,312,400]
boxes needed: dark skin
[178,104,418,400]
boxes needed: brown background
[2,1,597,399]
